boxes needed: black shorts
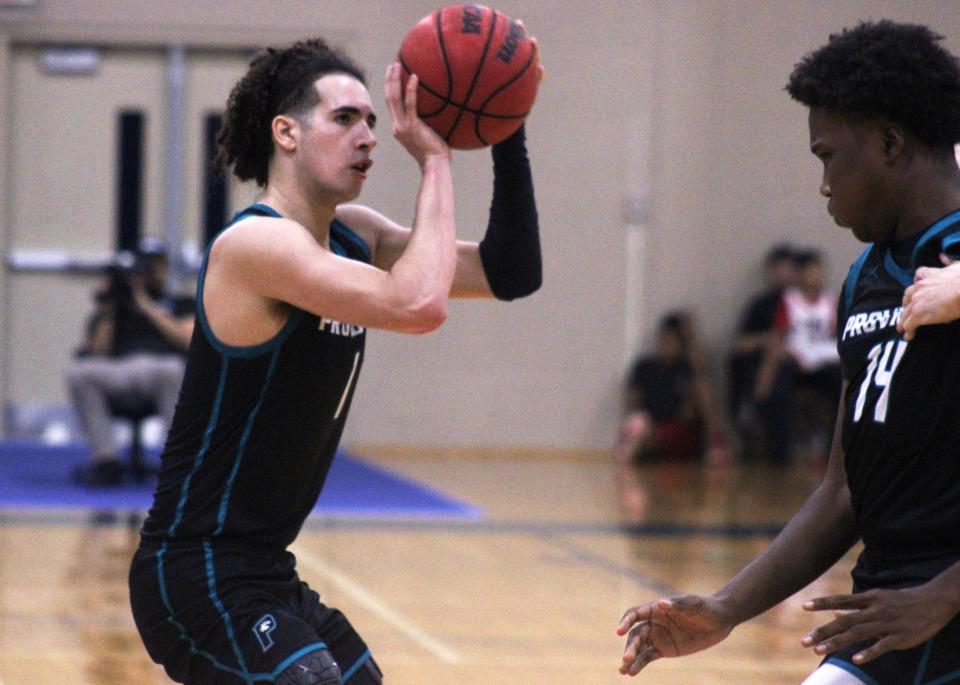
[129,540,375,684]
[826,553,960,684]
[824,616,960,684]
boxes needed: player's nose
[358,123,377,150]
[819,180,831,198]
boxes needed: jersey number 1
[853,340,907,423]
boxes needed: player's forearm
[389,155,457,325]
[714,479,857,625]
[478,126,542,300]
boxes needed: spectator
[67,241,195,486]
[757,249,842,463]
[614,311,732,467]
[729,244,798,462]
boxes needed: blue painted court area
[0,440,480,520]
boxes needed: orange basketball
[398,4,540,149]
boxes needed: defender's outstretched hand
[899,254,960,340]
[802,582,955,665]
[384,63,449,166]
[617,595,734,676]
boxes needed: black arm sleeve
[477,125,542,300]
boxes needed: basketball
[398,4,540,149]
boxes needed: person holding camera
[68,242,195,487]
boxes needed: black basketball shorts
[129,541,375,684]
[824,616,960,684]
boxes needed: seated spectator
[67,241,195,486]
[614,311,732,466]
[756,249,842,464]
[729,244,798,462]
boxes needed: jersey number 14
[853,340,907,423]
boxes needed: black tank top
[838,208,960,585]
[140,204,369,550]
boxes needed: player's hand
[514,21,545,83]
[898,254,960,341]
[617,594,734,676]
[384,62,449,166]
[801,583,954,664]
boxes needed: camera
[95,251,140,307]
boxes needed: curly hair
[786,20,960,148]
[216,38,366,187]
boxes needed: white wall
[1,1,959,449]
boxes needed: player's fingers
[618,604,653,634]
[620,623,648,664]
[812,621,882,657]
[940,253,956,266]
[403,72,419,117]
[803,593,867,612]
[902,283,915,307]
[384,64,404,120]
[627,646,661,676]
[853,635,898,665]
[619,645,658,676]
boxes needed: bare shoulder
[211,214,311,261]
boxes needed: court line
[0,510,786,538]
[289,542,461,664]
[538,532,681,596]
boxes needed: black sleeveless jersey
[140,204,370,550]
[838,208,960,585]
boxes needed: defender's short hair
[786,20,960,148]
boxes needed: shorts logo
[253,614,277,653]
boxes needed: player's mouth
[351,160,373,178]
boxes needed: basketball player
[128,38,542,685]
[618,21,960,685]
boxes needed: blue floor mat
[0,440,480,520]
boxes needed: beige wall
[1,0,958,448]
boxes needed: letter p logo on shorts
[253,614,277,653]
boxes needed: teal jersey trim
[157,542,330,683]
[204,540,249,675]
[941,232,960,260]
[331,218,372,263]
[197,211,304,357]
[911,209,960,269]
[824,657,880,685]
[884,248,913,288]
[843,245,874,320]
[342,648,372,682]
[214,347,282,534]
[168,357,229,537]
[158,542,255,683]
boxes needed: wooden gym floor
[0,448,855,685]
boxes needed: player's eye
[334,113,351,125]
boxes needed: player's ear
[880,120,906,162]
[272,114,299,153]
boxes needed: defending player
[618,21,960,685]
[128,38,541,685]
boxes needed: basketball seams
[434,9,454,111]
[413,76,529,119]
[473,39,538,144]
[442,8,500,143]
[398,57,446,118]
[398,4,539,149]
